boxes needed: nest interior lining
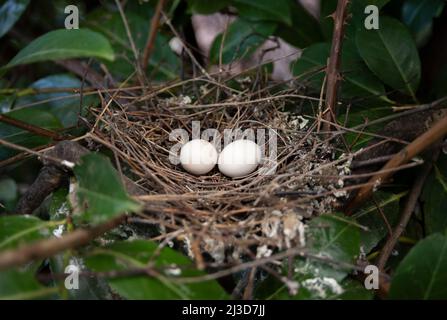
[92,78,349,266]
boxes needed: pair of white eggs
[179,139,262,178]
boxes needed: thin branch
[0,114,65,140]
[346,113,447,214]
[142,0,166,71]
[376,148,440,271]
[114,0,146,86]
[0,138,75,169]
[322,0,351,132]
[0,215,126,270]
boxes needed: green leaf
[422,154,447,235]
[338,106,393,150]
[356,17,421,100]
[306,214,361,276]
[232,0,292,26]
[354,192,405,253]
[389,233,447,299]
[0,269,57,300]
[18,74,98,127]
[85,240,228,299]
[292,42,389,102]
[86,10,179,81]
[402,0,445,47]
[274,1,322,48]
[0,0,29,38]
[0,107,62,161]
[48,187,70,221]
[73,153,141,223]
[187,0,230,14]
[209,18,276,64]
[4,29,115,69]
[321,0,390,40]
[265,214,361,299]
[0,215,60,250]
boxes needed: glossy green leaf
[422,155,447,235]
[85,240,228,300]
[209,19,276,64]
[0,215,60,250]
[232,0,292,26]
[0,269,57,300]
[274,1,322,48]
[402,0,445,47]
[73,153,141,223]
[292,42,389,102]
[4,29,115,69]
[389,233,447,299]
[356,17,421,100]
[187,0,230,14]
[0,108,62,161]
[0,0,29,38]
[86,10,179,81]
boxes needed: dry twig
[322,0,351,132]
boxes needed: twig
[322,0,351,132]
[376,148,440,271]
[0,114,65,140]
[114,0,146,86]
[0,138,75,169]
[346,113,447,214]
[350,154,395,169]
[0,143,56,168]
[56,60,109,87]
[0,215,126,270]
[142,0,166,71]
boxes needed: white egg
[218,140,262,178]
[180,139,218,175]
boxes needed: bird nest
[90,76,351,268]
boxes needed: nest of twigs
[91,75,351,267]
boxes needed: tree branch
[346,113,447,214]
[142,0,166,71]
[376,148,440,271]
[322,0,351,132]
[0,215,126,270]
